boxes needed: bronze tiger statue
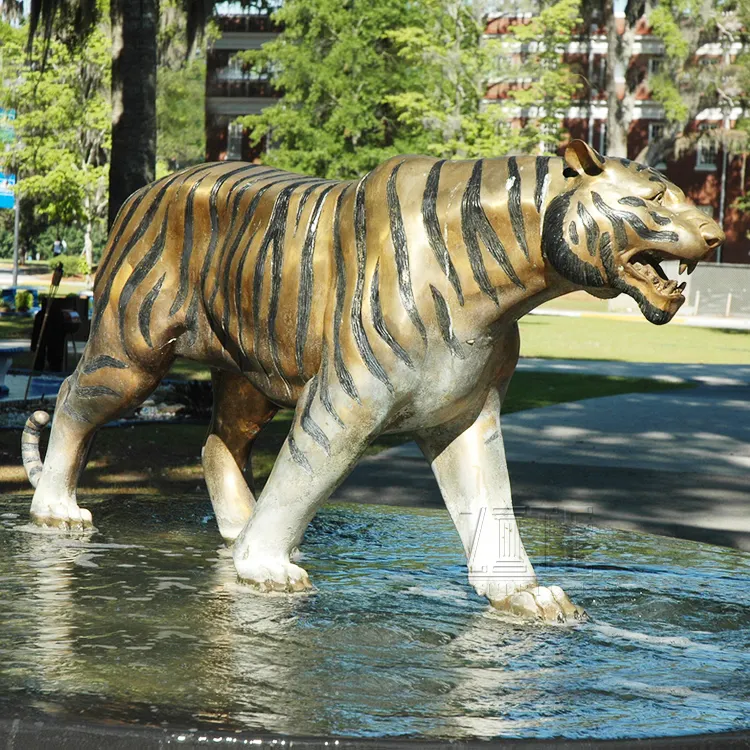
[22,140,723,623]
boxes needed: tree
[27,0,211,226]
[642,0,744,168]
[385,0,515,159]
[0,18,110,268]
[236,0,425,179]
[508,0,583,154]
[156,2,212,175]
[599,0,645,158]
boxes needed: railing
[213,14,281,34]
[206,78,277,98]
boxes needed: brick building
[205,3,749,262]
[205,3,280,163]
[485,6,750,264]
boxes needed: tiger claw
[491,584,588,625]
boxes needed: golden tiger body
[23,141,723,623]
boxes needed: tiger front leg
[232,374,381,592]
[418,388,587,624]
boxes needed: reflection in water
[1,500,750,739]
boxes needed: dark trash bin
[31,298,81,372]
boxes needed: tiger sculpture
[22,140,723,623]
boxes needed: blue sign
[0,172,16,210]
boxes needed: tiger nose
[701,223,725,249]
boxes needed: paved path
[334,363,750,551]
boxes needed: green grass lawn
[0,370,691,500]
[519,315,750,364]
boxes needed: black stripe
[212,171,301,317]
[542,190,605,288]
[224,166,276,209]
[370,261,413,369]
[267,181,312,388]
[82,355,128,375]
[430,285,465,360]
[319,340,344,427]
[618,196,646,208]
[569,221,579,245]
[461,160,524,304]
[76,385,122,399]
[332,189,360,402]
[184,288,200,348]
[295,182,323,233]
[170,166,254,316]
[592,192,679,247]
[203,170,280,311]
[300,376,330,455]
[387,162,428,342]
[62,400,91,423]
[577,201,600,257]
[229,180,294,360]
[242,175,312,360]
[96,187,148,284]
[351,178,393,393]
[507,157,529,259]
[28,465,42,480]
[118,206,170,347]
[650,211,671,227]
[139,272,166,347]
[534,156,550,213]
[288,435,313,475]
[421,160,464,305]
[93,163,215,337]
[296,185,337,377]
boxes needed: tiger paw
[30,505,94,532]
[491,585,587,625]
[234,556,312,593]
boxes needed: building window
[647,57,662,77]
[648,122,664,143]
[696,123,718,170]
[227,122,243,160]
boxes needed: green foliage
[236,0,425,178]
[0,16,110,259]
[49,254,90,277]
[156,57,207,173]
[156,0,208,174]
[385,0,514,159]
[14,289,33,311]
[508,0,583,154]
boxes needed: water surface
[1,496,749,740]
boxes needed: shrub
[15,289,34,311]
[49,255,89,277]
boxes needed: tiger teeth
[679,261,698,275]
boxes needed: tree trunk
[604,0,636,158]
[109,0,159,227]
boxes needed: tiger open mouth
[621,249,696,300]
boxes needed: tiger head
[542,139,724,325]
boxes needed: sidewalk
[333,366,750,551]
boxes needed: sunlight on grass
[519,315,750,364]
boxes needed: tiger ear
[564,139,605,177]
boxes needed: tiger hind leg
[202,369,278,542]
[28,346,173,530]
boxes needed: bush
[49,255,90,277]
[15,289,34,311]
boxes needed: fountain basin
[1,495,749,742]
